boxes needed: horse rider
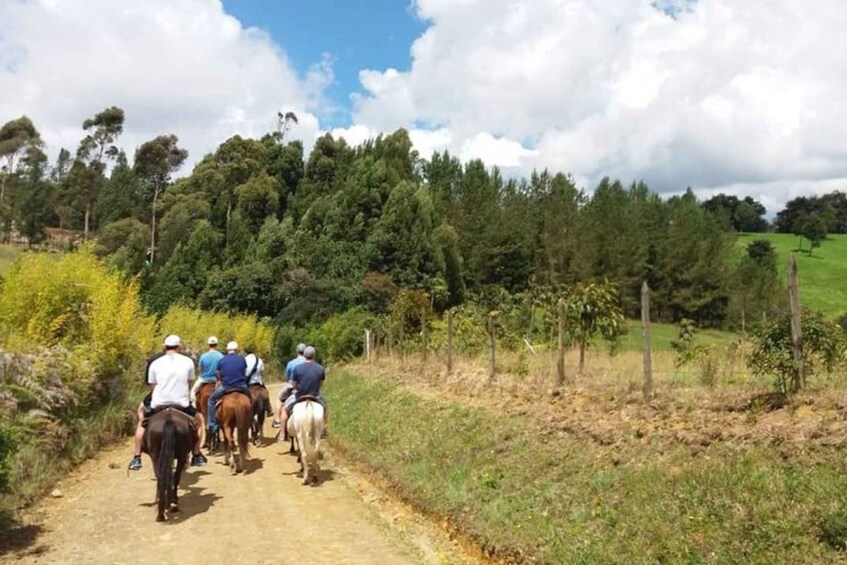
[191,336,223,405]
[272,343,307,428]
[279,345,328,436]
[129,335,207,470]
[245,345,273,417]
[206,341,250,433]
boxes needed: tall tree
[133,134,188,265]
[14,146,53,246]
[72,106,125,239]
[0,116,42,239]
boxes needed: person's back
[285,355,305,381]
[199,349,224,382]
[245,352,264,386]
[149,352,195,409]
[292,359,325,398]
[218,353,248,389]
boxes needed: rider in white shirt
[244,347,265,387]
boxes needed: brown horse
[249,385,271,447]
[216,391,251,474]
[143,407,195,522]
[196,382,217,451]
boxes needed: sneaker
[271,419,281,429]
[191,454,207,467]
[128,456,142,471]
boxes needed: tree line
[2,107,829,340]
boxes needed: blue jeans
[207,385,249,429]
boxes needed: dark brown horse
[196,382,217,451]
[216,392,251,474]
[143,407,195,522]
[249,385,271,447]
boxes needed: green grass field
[620,320,737,351]
[737,233,847,318]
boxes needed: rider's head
[303,346,316,361]
[164,334,181,352]
[207,336,219,349]
[245,345,254,354]
[296,343,306,356]
[226,341,239,353]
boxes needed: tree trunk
[84,202,91,241]
[150,187,160,265]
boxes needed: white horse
[286,398,325,485]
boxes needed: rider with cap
[129,335,206,470]
[279,345,327,436]
[191,336,223,404]
[206,341,249,432]
[272,343,306,428]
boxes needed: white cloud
[0,0,325,169]
[350,0,847,210]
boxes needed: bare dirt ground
[4,387,482,565]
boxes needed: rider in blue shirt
[273,343,306,428]
[191,336,223,404]
[206,341,249,432]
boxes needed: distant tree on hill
[775,191,847,234]
[702,193,768,232]
[801,215,828,255]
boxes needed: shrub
[749,310,846,394]
[315,308,377,362]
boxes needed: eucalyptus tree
[133,134,188,265]
[70,106,124,239]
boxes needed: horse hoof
[169,504,180,513]
[156,515,166,522]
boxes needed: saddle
[214,388,251,408]
[142,405,198,431]
[295,394,319,404]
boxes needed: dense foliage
[4,109,839,362]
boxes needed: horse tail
[157,418,176,519]
[301,401,317,467]
[236,399,251,460]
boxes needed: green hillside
[737,233,847,318]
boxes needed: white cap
[164,334,181,348]
[226,341,239,351]
[208,336,218,345]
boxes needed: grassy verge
[0,394,137,544]
[329,370,847,563]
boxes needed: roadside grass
[0,245,22,277]
[737,233,847,318]
[329,370,847,563]
[0,395,137,544]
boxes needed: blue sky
[223,0,426,128]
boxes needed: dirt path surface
[7,390,480,565]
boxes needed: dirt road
[7,396,478,564]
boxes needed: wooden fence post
[364,329,371,362]
[421,307,428,364]
[641,281,653,400]
[788,255,804,391]
[446,309,454,377]
[556,299,565,387]
[487,314,496,382]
